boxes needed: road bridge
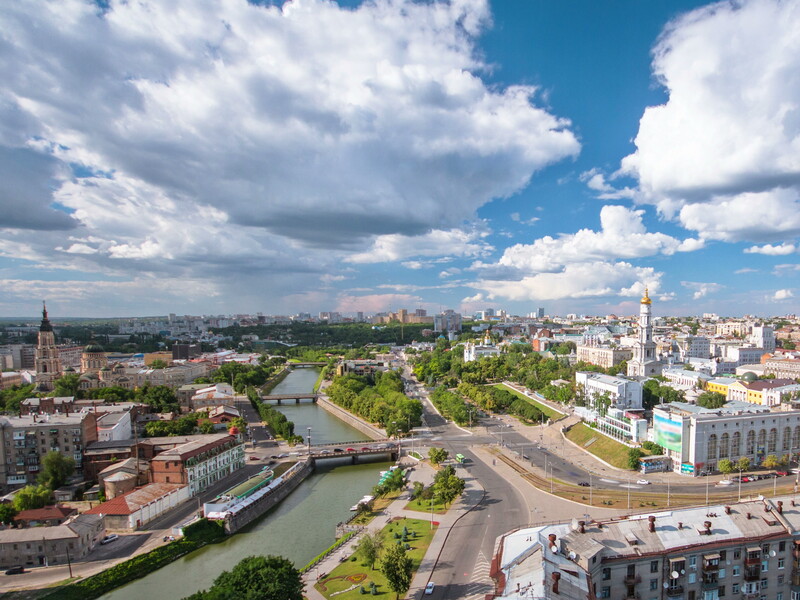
[261,393,318,404]
[288,362,327,368]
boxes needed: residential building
[492,496,800,600]
[0,372,22,390]
[764,357,800,380]
[190,383,237,411]
[433,310,462,333]
[627,288,664,377]
[150,434,244,496]
[653,400,800,475]
[96,409,133,442]
[0,411,97,489]
[574,372,646,443]
[13,505,77,528]
[675,334,710,359]
[0,513,104,569]
[575,345,632,370]
[750,324,776,353]
[662,368,712,389]
[20,396,76,416]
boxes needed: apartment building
[492,496,800,600]
[150,434,244,496]
[0,513,104,569]
[765,358,800,380]
[576,345,632,369]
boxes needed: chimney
[746,512,752,520]
[704,521,712,535]
[552,572,561,595]
[778,501,784,514]
[578,521,585,534]
[724,506,731,515]
[32,413,37,423]
[648,516,656,533]
[548,534,557,545]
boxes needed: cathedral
[34,303,62,392]
[626,288,665,377]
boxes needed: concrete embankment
[260,367,291,395]
[315,395,386,440]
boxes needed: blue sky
[0,0,798,318]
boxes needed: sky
[1,0,799,318]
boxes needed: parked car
[333,448,344,453]
[101,534,119,545]
[248,456,259,461]
[577,481,590,487]
[4,566,24,575]
[424,582,436,595]
[776,471,789,477]
[636,479,650,485]
[320,449,332,454]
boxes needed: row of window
[706,427,800,460]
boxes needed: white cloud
[774,289,794,301]
[619,0,800,243]
[473,261,661,302]
[579,168,636,200]
[510,212,540,226]
[735,267,759,274]
[346,228,492,264]
[744,242,797,256]
[493,205,692,273]
[681,281,723,300]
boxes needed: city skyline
[1,0,799,318]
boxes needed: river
[102,367,389,600]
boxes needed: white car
[717,479,733,486]
[424,582,436,595]
[101,534,119,545]
[636,479,650,485]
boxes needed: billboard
[654,413,683,453]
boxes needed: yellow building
[706,377,736,397]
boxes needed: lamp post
[738,467,743,502]
[589,472,592,506]
[307,427,311,454]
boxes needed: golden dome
[640,286,652,305]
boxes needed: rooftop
[85,483,186,516]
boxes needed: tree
[185,555,303,600]
[0,504,17,525]
[432,465,465,507]
[355,530,384,570]
[53,373,82,397]
[13,485,52,511]
[198,419,215,434]
[736,457,751,472]
[38,451,76,490]
[696,392,726,409]
[428,447,448,466]
[150,359,169,369]
[627,448,644,471]
[718,458,735,475]
[380,543,413,600]
[763,454,780,469]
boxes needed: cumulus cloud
[773,289,795,301]
[681,281,724,300]
[579,168,636,200]
[744,242,797,256]
[0,0,579,293]
[346,228,492,264]
[619,0,800,243]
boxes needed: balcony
[623,575,641,585]
[665,585,684,597]
[701,579,719,591]
[621,592,640,600]
[743,568,761,582]
[744,554,762,566]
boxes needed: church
[626,288,665,377]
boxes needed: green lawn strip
[403,497,448,515]
[564,423,639,470]
[41,520,226,600]
[493,383,563,419]
[312,366,329,393]
[350,490,403,526]
[314,518,437,600]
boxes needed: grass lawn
[564,423,637,470]
[350,490,403,526]
[314,518,438,600]
[404,496,448,515]
[493,383,564,420]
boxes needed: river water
[102,368,389,600]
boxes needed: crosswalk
[464,551,493,600]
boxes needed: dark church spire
[40,301,53,332]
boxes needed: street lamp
[307,427,311,454]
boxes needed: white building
[96,409,132,442]
[661,367,712,389]
[190,383,237,410]
[653,400,800,475]
[463,333,501,363]
[574,372,646,443]
[575,372,643,410]
[627,288,664,377]
[749,324,776,353]
[675,335,710,359]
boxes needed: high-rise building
[34,303,61,392]
[537,307,545,319]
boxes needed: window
[688,573,696,584]
[651,560,659,573]
[779,558,785,569]
[734,550,741,560]
[720,550,726,560]
[779,575,785,584]
[602,568,610,580]
[732,583,739,594]
[732,565,740,576]
[780,541,786,552]
[762,560,769,572]
[719,586,725,597]
[777,593,783,600]
[762,544,770,554]
[650,579,658,590]
[689,556,697,567]
[761,578,768,589]
[719,568,726,578]
[600,586,610,598]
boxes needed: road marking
[465,551,493,600]
[600,478,619,484]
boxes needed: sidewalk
[303,458,482,600]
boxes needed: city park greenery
[182,555,304,600]
[11,451,77,513]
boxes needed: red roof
[14,505,76,522]
[85,483,185,516]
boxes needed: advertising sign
[654,413,683,453]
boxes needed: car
[717,480,733,486]
[361,447,371,451]
[345,448,356,452]
[101,534,119,545]
[278,453,289,458]
[636,479,650,485]
[424,582,436,595]
[320,449,332,454]
[333,448,344,453]
[777,471,789,477]
[731,476,741,482]
[577,481,590,487]
[4,566,24,575]
[249,456,259,461]
[270,455,279,459]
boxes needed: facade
[13,505,77,528]
[575,372,643,410]
[627,289,664,377]
[85,482,189,530]
[575,345,632,370]
[662,368,712,389]
[20,396,76,416]
[190,383,237,411]
[574,372,646,443]
[34,304,61,393]
[492,496,800,600]
[0,372,23,390]
[653,401,800,475]
[150,434,244,496]
[0,412,97,488]
[676,335,711,360]
[96,409,133,441]
[764,357,800,380]
[0,514,104,569]
[749,325,776,353]
[80,344,108,374]
[463,333,502,363]
[433,310,462,333]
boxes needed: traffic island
[313,518,438,600]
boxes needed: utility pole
[589,472,592,506]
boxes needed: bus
[455,453,466,464]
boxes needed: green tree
[0,503,17,525]
[627,448,644,471]
[432,465,465,507]
[355,530,384,570]
[717,458,735,475]
[380,543,413,600]
[13,485,52,511]
[696,391,726,409]
[763,454,780,469]
[149,359,169,369]
[38,451,76,490]
[53,373,81,397]
[736,457,751,472]
[198,419,215,434]
[428,447,449,466]
[184,555,303,600]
